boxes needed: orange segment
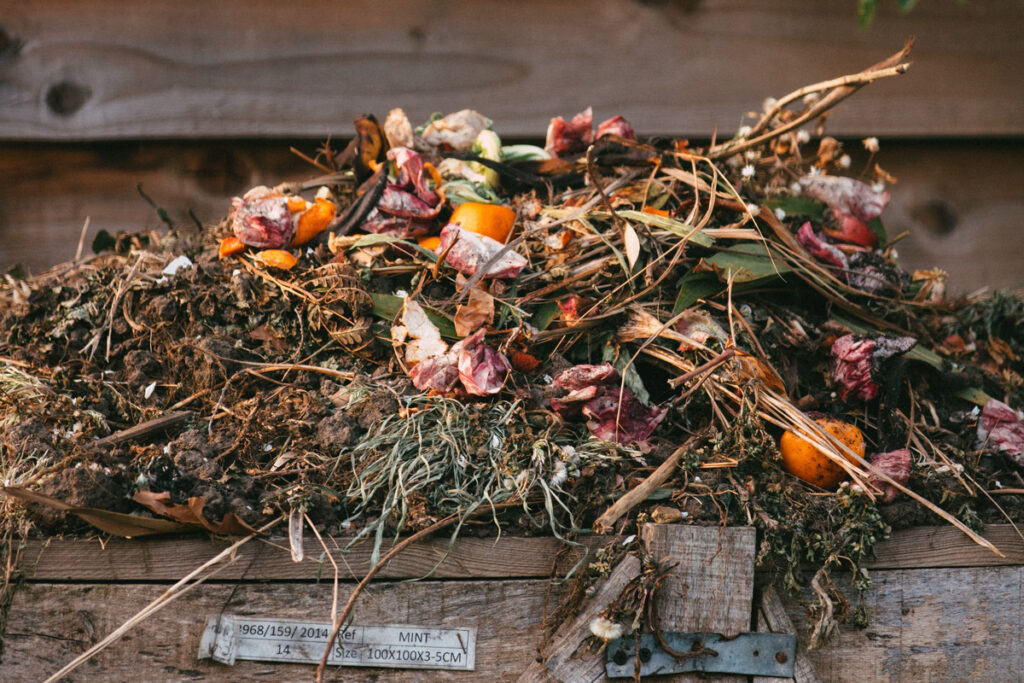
[256,249,298,270]
[779,417,865,490]
[642,206,671,217]
[291,197,336,246]
[449,202,516,244]
[287,197,308,213]
[417,236,442,251]
[218,236,245,260]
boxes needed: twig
[74,217,90,261]
[93,411,192,448]
[708,39,913,160]
[592,432,707,534]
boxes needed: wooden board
[641,524,756,683]
[17,533,596,582]
[1,579,557,682]
[16,524,1024,583]
[6,567,1022,682]
[518,555,642,683]
[2,140,1022,292]
[786,566,1024,682]
[0,0,1021,141]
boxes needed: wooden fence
[0,0,1022,289]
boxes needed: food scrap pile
[2,45,1023,641]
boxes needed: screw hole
[639,647,652,663]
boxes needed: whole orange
[449,202,516,243]
[779,418,865,489]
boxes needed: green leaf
[858,0,877,28]
[897,0,919,12]
[673,271,723,314]
[765,195,827,220]
[867,217,887,245]
[955,386,990,407]
[701,243,793,284]
[369,293,457,339]
[500,144,550,162]
[530,301,561,331]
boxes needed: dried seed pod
[232,186,294,248]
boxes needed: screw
[776,651,789,664]
[613,650,628,666]
[639,647,652,663]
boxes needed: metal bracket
[605,631,797,679]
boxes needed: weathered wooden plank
[17,524,1024,583]
[640,524,756,683]
[518,554,642,683]
[754,586,821,683]
[784,566,1024,682]
[0,140,310,275]
[1,579,558,681]
[17,533,595,582]
[875,140,1024,292]
[2,140,1022,292]
[0,1,1021,141]
[862,524,1024,570]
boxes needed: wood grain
[16,524,1024,583]
[1,579,559,682]
[518,554,642,683]
[0,1,1021,140]
[640,524,756,683]
[754,586,822,683]
[861,524,1024,570]
[785,566,1024,682]
[17,533,598,582]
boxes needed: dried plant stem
[593,433,706,534]
[708,40,913,160]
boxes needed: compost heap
[2,55,1024,644]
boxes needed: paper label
[199,616,475,671]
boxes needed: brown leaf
[4,486,191,537]
[454,287,495,337]
[134,490,203,526]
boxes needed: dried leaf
[454,287,495,337]
[3,487,191,537]
[623,223,641,269]
[288,506,304,563]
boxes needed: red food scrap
[824,210,879,248]
[978,398,1024,467]
[596,115,636,141]
[545,107,595,158]
[797,222,848,271]
[831,334,916,402]
[408,354,460,392]
[388,147,439,206]
[867,448,911,503]
[437,223,528,279]
[798,174,890,223]
[454,329,510,396]
[550,363,667,448]
[231,186,294,248]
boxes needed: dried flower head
[589,616,625,641]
